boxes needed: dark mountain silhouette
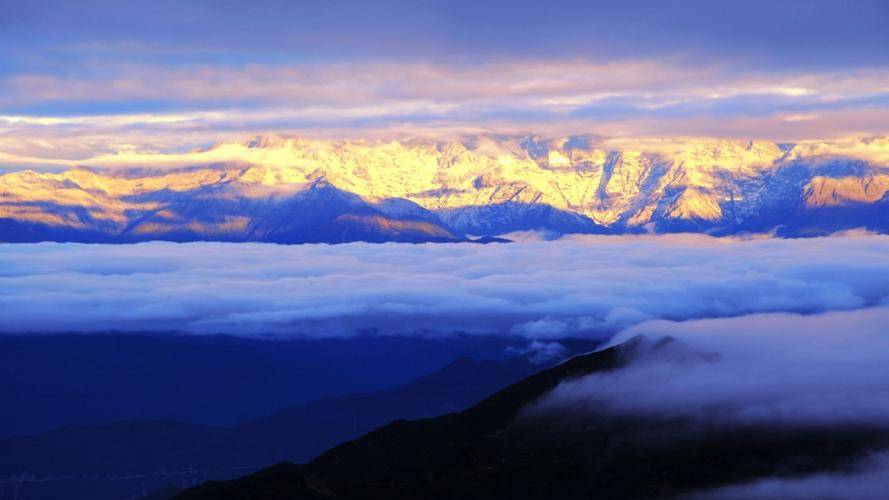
[176,337,889,499]
[0,356,539,500]
[0,333,543,438]
[233,356,535,463]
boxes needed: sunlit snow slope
[2,135,889,242]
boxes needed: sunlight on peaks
[804,175,889,208]
[2,134,889,233]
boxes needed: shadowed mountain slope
[0,334,536,438]
[176,337,889,499]
[0,355,540,500]
[0,180,465,244]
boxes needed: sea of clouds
[505,235,889,496]
[3,233,889,493]
[1,233,888,337]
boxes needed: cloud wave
[1,234,887,337]
[534,305,889,426]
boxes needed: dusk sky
[1,0,888,165]
[4,5,889,497]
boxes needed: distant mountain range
[2,135,889,243]
[174,336,889,500]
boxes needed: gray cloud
[1,234,888,338]
[506,341,568,365]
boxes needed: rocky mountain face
[2,135,888,242]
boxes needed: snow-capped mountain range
[2,135,889,243]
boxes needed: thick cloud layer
[532,306,889,426]
[1,234,887,337]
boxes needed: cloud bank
[533,306,889,426]
[1,234,887,338]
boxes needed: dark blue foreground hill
[0,349,541,500]
[175,337,889,500]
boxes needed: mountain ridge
[174,336,889,499]
[2,134,889,242]
[0,354,539,500]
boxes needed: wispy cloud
[0,59,886,166]
[0,0,885,163]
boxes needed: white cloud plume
[1,234,887,338]
[532,305,889,426]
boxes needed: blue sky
[0,0,887,164]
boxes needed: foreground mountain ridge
[3,134,889,242]
[0,355,536,500]
[176,336,888,499]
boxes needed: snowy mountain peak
[2,134,889,242]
